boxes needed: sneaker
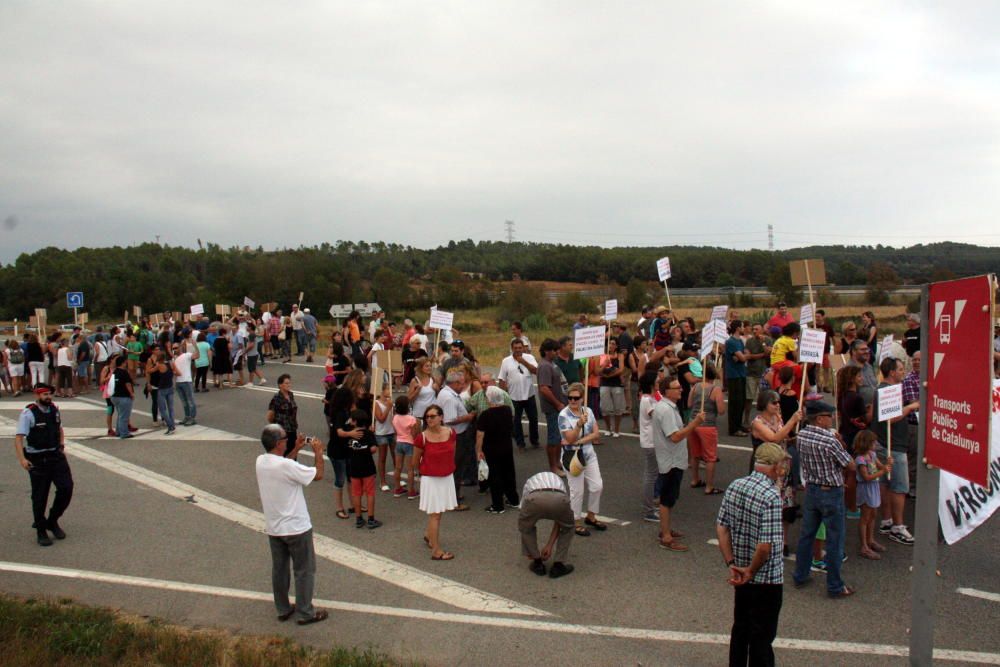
[128,425,138,432]
[408,491,419,500]
[878,520,893,535]
[485,506,506,515]
[259,378,267,385]
[355,517,365,528]
[106,429,116,437]
[380,484,391,492]
[612,432,620,438]
[393,487,406,497]
[810,559,828,573]
[601,430,611,437]
[165,428,176,435]
[889,525,915,546]
[506,500,521,509]
[642,512,660,523]
[47,519,66,540]
[846,510,862,520]
[37,530,53,547]
[367,518,382,529]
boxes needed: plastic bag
[477,458,490,482]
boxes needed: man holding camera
[255,424,328,625]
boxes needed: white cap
[303,308,310,313]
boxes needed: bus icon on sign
[938,314,951,344]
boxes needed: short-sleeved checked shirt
[902,371,919,425]
[797,425,853,487]
[717,472,784,585]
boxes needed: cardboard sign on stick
[799,328,827,364]
[429,308,454,330]
[789,259,827,287]
[574,325,607,359]
[133,305,142,317]
[656,257,672,282]
[713,319,728,345]
[800,304,814,325]
[700,325,714,360]
[878,334,895,363]
[877,384,904,422]
[830,353,848,372]
[605,299,618,322]
[710,305,728,321]
[243,296,255,309]
[190,304,204,316]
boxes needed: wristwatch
[726,559,736,567]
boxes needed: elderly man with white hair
[438,368,477,510]
[476,385,519,514]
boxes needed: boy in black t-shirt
[347,409,381,529]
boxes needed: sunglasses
[567,395,582,401]
[426,413,442,419]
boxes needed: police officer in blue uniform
[14,383,74,546]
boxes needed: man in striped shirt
[716,442,787,667]
[792,400,857,598]
[518,471,574,578]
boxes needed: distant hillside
[0,240,995,320]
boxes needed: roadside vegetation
[0,594,412,667]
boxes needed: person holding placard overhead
[869,356,918,546]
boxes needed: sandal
[431,551,455,561]
[336,509,349,520]
[659,540,690,552]
[574,526,591,537]
[584,517,607,531]
[690,481,706,489]
[704,488,724,495]
[297,609,329,625]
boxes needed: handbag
[561,447,587,476]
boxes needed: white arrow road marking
[59,439,549,617]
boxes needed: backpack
[9,347,24,365]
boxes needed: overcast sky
[2,1,999,264]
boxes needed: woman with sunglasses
[750,389,802,552]
[558,382,606,536]
[413,405,458,560]
[407,357,437,421]
[859,312,878,365]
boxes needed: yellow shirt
[770,336,797,365]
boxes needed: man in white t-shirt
[255,424,328,625]
[290,305,305,357]
[171,341,199,426]
[498,339,540,449]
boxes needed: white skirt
[419,474,458,514]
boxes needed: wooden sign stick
[663,280,673,314]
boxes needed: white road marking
[240,384,326,399]
[957,588,1000,604]
[61,439,547,617]
[1,560,997,664]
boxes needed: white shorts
[7,364,24,377]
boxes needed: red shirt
[414,429,457,477]
[766,313,796,332]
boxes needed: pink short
[350,475,376,497]
[687,426,718,462]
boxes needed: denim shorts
[880,449,909,494]
[331,458,347,489]
[395,441,414,456]
[375,434,395,448]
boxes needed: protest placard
[877,383,903,422]
[713,319,728,345]
[133,305,142,317]
[605,299,618,321]
[190,304,204,316]
[710,305,728,321]
[656,257,671,282]
[243,296,255,309]
[799,303,814,325]
[429,308,454,330]
[574,325,607,359]
[700,324,714,360]
[878,334,895,363]
[799,328,827,364]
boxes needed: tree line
[0,240,993,321]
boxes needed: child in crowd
[855,430,891,559]
[347,408,381,529]
[392,396,419,499]
[373,383,396,492]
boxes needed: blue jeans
[295,330,307,355]
[176,382,196,420]
[111,396,133,438]
[157,387,176,429]
[794,485,846,594]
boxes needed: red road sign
[925,275,995,487]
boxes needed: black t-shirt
[903,328,920,356]
[347,429,377,479]
[331,355,351,384]
[328,406,351,460]
[600,356,623,387]
[112,368,133,397]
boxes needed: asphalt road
[1,356,997,666]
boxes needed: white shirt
[57,347,72,367]
[173,352,194,383]
[411,333,429,354]
[638,394,658,450]
[255,453,317,536]
[522,471,567,497]
[497,353,538,401]
[652,399,687,473]
[438,384,469,434]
